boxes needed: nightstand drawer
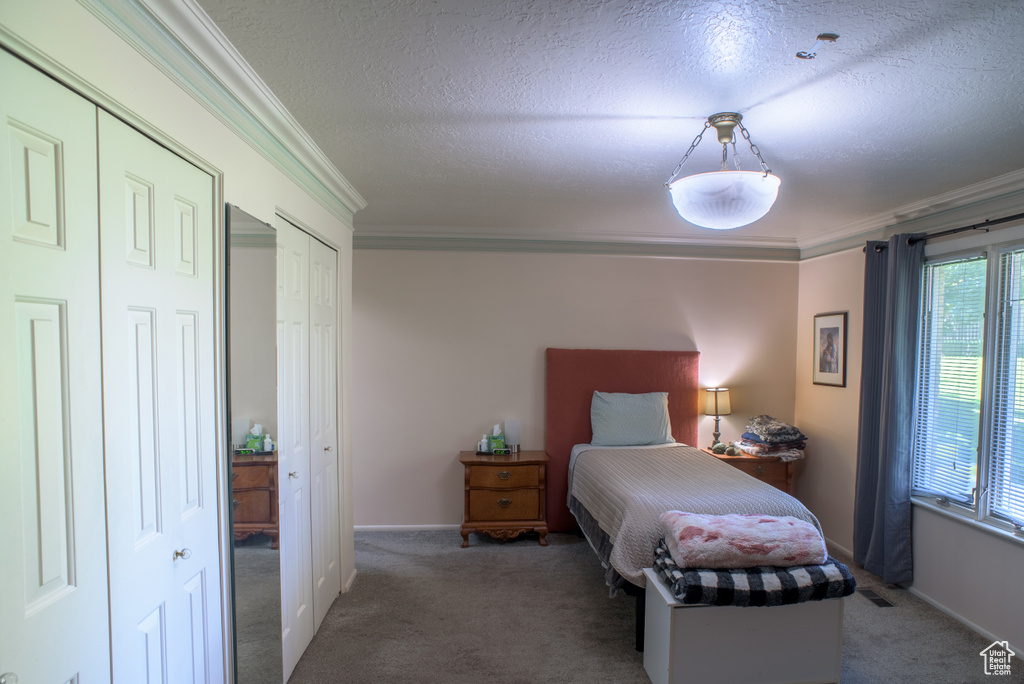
[469,488,539,521]
[729,460,789,490]
[233,463,275,489]
[468,464,539,489]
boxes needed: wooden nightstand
[702,447,793,495]
[459,450,549,547]
[232,452,279,548]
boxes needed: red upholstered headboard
[544,348,700,532]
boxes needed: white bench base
[642,567,844,684]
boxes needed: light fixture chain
[666,120,711,185]
[737,121,771,176]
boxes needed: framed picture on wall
[813,312,847,387]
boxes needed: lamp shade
[669,170,780,230]
[504,418,521,446]
[705,388,732,416]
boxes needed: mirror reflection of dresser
[232,451,279,548]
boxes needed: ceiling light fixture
[665,112,780,230]
[796,33,839,60]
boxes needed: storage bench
[642,567,844,684]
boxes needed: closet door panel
[276,216,314,680]
[310,236,341,629]
[0,50,111,684]
[98,111,223,684]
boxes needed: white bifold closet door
[0,49,112,684]
[98,110,224,683]
[309,232,341,630]
[0,50,224,684]
[276,216,315,680]
[276,216,341,681]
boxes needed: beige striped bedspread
[569,445,822,587]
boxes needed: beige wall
[229,244,278,442]
[913,507,1024,649]
[794,248,865,551]
[794,245,1023,651]
[352,249,800,526]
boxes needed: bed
[545,348,821,587]
[544,348,847,679]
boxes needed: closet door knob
[289,471,299,479]
[172,548,192,561]
[324,445,333,452]
[1,672,20,684]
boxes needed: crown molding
[797,168,1024,256]
[353,234,801,262]
[75,0,366,222]
[354,223,800,257]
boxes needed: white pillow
[590,391,673,446]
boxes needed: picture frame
[813,311,847,387]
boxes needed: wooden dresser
[231,452,279,548]
[702,447,793,494]
[459,450,549,547]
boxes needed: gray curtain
[853,233,925,584]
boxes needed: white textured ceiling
[196,0,1024,250]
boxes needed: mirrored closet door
[227,207,343,683]
[227,205,282,683]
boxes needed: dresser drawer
[233,489,273,524]
[468,488,539,521]
[467,464,539,489]
[233,463,274,489]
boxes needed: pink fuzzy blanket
[660,510,827,569]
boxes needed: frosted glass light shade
[669,170,781,230]
[504,418,521,446]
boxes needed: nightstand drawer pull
[754,465,766,476]
[497,498,512,508]
[498,471,512,480]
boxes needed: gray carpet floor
[273,531,1007,683]
[234,537,283,684]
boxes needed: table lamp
[705,388,732,448]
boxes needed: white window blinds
[912,256,987,506]
[989,250,1024,525]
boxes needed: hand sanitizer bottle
[479,434,489,453]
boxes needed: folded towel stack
[652,540,856,607]
[734,414,807,461]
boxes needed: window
[912,244,1024,534]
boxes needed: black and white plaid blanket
[652,541,856,607]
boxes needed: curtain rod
[865,211,1024,252]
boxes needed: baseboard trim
[824,538,853,558]
[354,524,461,532]
[906,587,1020,655]
[342,568,357,594]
